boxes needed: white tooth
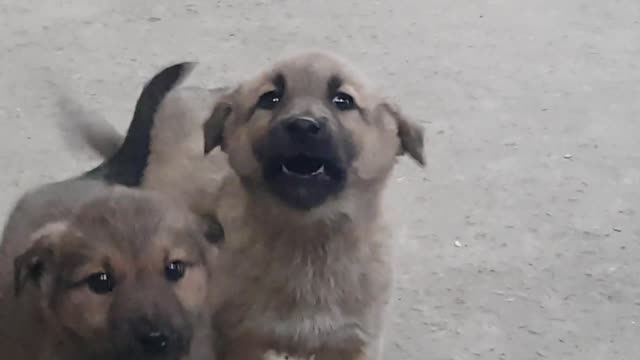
[282,164,293,175]
[282,164,324,177]
[311,165,325,176]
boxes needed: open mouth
[262,152,348,209]
[281,155,326,177]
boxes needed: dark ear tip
[204,135,218,155]
[203,102,232,155]
[13,246,52,297]
[13,258,23,296]
[409,128,426,167]
[13,253,31,297]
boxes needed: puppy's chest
[221,231,384,346]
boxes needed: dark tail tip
[127,61,197,146]
[85,62,197,186]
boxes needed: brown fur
[142,86,230,216]
[200,51,425,360]
[59,51,425,359]
[0,184,218,360]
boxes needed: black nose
[285,117,322,137]
[137,330,170,355]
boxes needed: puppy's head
[13,189,215,359]
[204,51,424,210]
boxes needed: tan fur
[0,184,218,360]
[198,51,425,360]
[143,86,231,216]
[57,51,425,360]
[209,177,392,360]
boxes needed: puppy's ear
[203,97,233,154]
[14,222,67,296]
[382,102,426,166]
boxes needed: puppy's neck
[247,184,383,230]
[217,172,388,252]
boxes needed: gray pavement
[1,1,639,359]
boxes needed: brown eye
[86,272,115,294]
[331,92,356,111]
[165,260,187,282]
[257,90,282,110]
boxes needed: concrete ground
[1,1,639,359]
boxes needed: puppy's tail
[57,96,124,159]
[84,62,196,186]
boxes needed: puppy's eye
[86,272,115,294]
[165,260,187,282]
[331,92,356,111]
[256,90,282,110]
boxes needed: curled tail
[84,62,196,186]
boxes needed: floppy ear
[13,222,67,296]
[382,102,426,166]
[203,98,233,154]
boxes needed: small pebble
[454,240,463,247]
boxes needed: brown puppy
[202,51,425,360]
[59,51,425,359]
[59,78,230,217]
[0,185,217,360]
[0,62,220,360]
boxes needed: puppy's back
[1,179,112,265]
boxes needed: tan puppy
[201,51,425,360]
[0,62,222,360]
[59,72,229,217]
[0,185,217,360]
[59,51,425,359]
